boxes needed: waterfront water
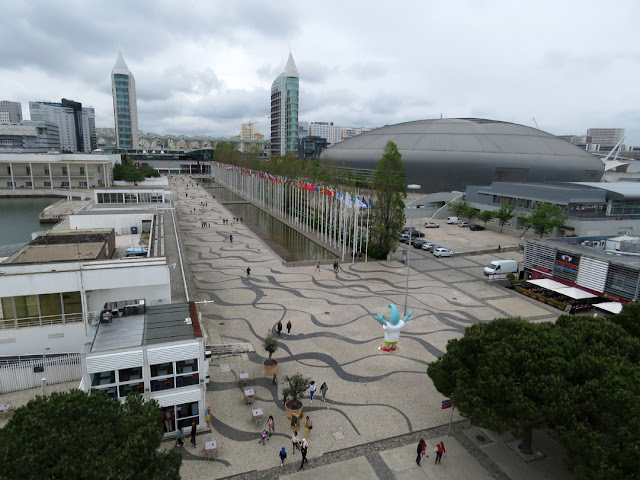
[210,187,338,262]
[0,197,57,251]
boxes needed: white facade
[111,52,139,149]
[587,128,625,146]
[0,258,172,356]
[80,302,208,436]
[309,122,337,145]
[0,100,22,123]
[29,101,95,153]
[0,153,118,191]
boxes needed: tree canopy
[427,314,640,478]
[0,390,181,480]
[370,141,406,257]
[524,202,568,237]
[477,210,494,226]
[493,201,517,232]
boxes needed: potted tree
[263,330,279,375]
[282,373,310,419]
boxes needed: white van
[484,259,518,276]
[446,217,459,224]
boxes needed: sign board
[441,399,452,409]
[290,414,300,430]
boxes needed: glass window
[44,181,51,187]
[176,373,199,388]
[118,382,144,397]
[62,292,82,315]
[151,362,173,377]
[95,386,117,399]
[1,298,15,320]
[26,167,31,175]
[176,359,198,374]
[176,401,199,429]
[62,167,67,175]
[118,367,142,382]
[13,295,38,319]
[151,377,175,392]
[80,167,85,175]
[40,293,62,319]
[91,370,115,386]
[44,167,49,175]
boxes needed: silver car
[433,247,454,257]
[424,221,440,228]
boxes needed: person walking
[434,441,446,464]
[277,321,283,336]
[176,426,184,447]
[267,415,275,437]
[416,438,427,466]
[190,421,197,447]
[246,267,251,277]
[320,382,328,402]
[315,262,320,272]
[309,381,317,403]
[257,244,261,253]
[299,438,308,470]
[286,320,292,335]
[304,416,313,437]
[163,408,174,432]
[279,446,287,467]
[497,245,501,253]
[291,430,299,454]
[205,406,212,430]
[229,234,233,242]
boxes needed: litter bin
[130,226,138,234]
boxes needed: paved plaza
[163,177,571,479]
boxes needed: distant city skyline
[0,1,638,144]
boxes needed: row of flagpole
[211,162,375,262]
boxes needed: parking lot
[399,220,524,256]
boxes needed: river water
[0,197,57,254]
[210,186,338,262]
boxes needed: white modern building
[80,301,208,435]
[0,228,172,357]
[111,52,139,150]
[0,153,118,190]
[309,122,337,145]
[0,100,22,124]
[270,53,299,156]
[29,99,96,153]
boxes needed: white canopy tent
[527,279,597,300]
[593,302,624,314]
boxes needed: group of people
[308,381,328,403]
[416,439,446,466]
[276,320,293,336]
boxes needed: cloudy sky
[2,0,639,143]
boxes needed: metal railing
[0,313,85,330]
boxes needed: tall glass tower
[111,52,139,150]
[270,52,299,156]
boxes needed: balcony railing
[0,313,85,330]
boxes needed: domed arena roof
[321,118,604,193]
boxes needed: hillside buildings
[270,53,299,156]
[111,52,139,150]
[29,99,96,153]
[0,101,22,124]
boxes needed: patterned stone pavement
[162,176,569,480]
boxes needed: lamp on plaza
[403,184,421,316]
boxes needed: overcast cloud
[1,0,639,143]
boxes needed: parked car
[412,239,427,248]
[399,234,411,243]
[446,217,459,224]
[469,224,485,231]
[426,244,442,253]
[424,221,440,228]
[433,247,454,257]
[458,221,470,228]
[421,242,437,251]
[402,226,418,233]
[410,230,425,238]
[484,259,518,275]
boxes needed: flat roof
[532,237,640,269]
[90,303,197,352]
[5,243,104,264]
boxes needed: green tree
[552,315,640,480]
[493,201,517,232]
[466,207,479,223]
[427,318,567,454]
[524,203,567,238]
[370,141,407,256]
[477,210,494,226]
[112,163,144,183]
[0,390,181,479]
[611,302,640,339]
[140,162,160,178]
[446,199,470,218]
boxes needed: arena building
[321,118,605,193]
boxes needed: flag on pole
[368,197,375,209]
[345,192,353,208]
[356,195,367,208]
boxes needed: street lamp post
[403,184,421,316]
